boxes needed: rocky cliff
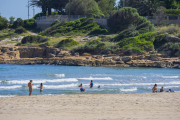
[0,46,180,69]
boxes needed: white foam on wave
[0,85,21,89]
[78,77,113,80]
[0,95,16,97]
[162,76,179,78]
[120,87,137,92]
[1,78,78,84]
[55,74,65,77]
[43,84,77,89]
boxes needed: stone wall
[36,15,180,30]
[36,15,108,30]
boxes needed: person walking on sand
[40,83,43,93]
[28,80,33,96]
[90,80,93,88]
[152,84,158,93]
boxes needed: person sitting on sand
[80,87,85,92]
[40,83,43,93]
[160,86,165,92]
[169,89,174,92]
[98,85,100,88]
[152,84,158,93]
[28,80,33,96]
[78,83,82,87]
[90,80,93,88]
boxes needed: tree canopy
[65,0,103,17]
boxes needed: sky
[0,0,41,20]
[0,0,120,21]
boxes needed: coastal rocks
[112,56,122,61]
[164,35,180,42]
[47,53,56,58]
[82,53,91,56]
[122,56,132,63]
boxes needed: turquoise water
[0,64,180,97]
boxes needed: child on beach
[160,86,165,92]
[78,83,82,87]
[28,80,33,96]
[80,87,85,92]
[40,83,43,93]
[90,80,93,88]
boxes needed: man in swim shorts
[28,80,33,96]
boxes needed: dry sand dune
[0,92,180,120]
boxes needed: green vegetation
[40,17,107,36]
[65,0,103,17]
[21,35,49,44]
[107,7,155,33]
[0,15,8,30]
[71,39,106,55]
[55,38,79,48]
[0,33,17,41]
[165,9,180,16]
[50,19,60,27]
[14,27,27,34]
[118,32,156,54]
[23,18,37,29]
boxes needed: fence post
[146,16,148,20]
[178,16,180,25]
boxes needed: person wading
[28,80,33,96]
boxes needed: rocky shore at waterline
[0,46,180,69]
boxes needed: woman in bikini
[152,84,158,93]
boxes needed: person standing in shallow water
[90,80,93,88]
[28,80,33,96]
[40,83,43,93]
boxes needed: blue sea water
[0,64,180,97]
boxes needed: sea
[0,64,180,97]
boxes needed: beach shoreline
[0,92,180,120]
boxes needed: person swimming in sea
[80,86,85,92]
[78,83,82,87]
[98,85,100,88]
[90,80,93,88]
[40,83,43,93]
[152,84,158,93]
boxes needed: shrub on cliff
[14,27,27,34]
[117,32,156,54]
[23,18,37,29]
[11,18,24,28]
[107,7,155,34]
[50,19,60,27]
[0,15,8,30]
[71,39,106,55]
[21,35,49,44]
[56,38,79,48]
[40,17,107,36]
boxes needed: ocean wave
[43,84,78,89]
[47,74,65,77]
[120,87,137,92]
[0,95,16,97]
[0,78,78,84]
[0,85,22,89]
[162,76,179,78]
[78,77,113,80]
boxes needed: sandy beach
[0,92,180,120]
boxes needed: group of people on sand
[152,84,174,93]
[28,80,43,96]
[78,80,100,92]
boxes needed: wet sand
[0,92,180,120]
